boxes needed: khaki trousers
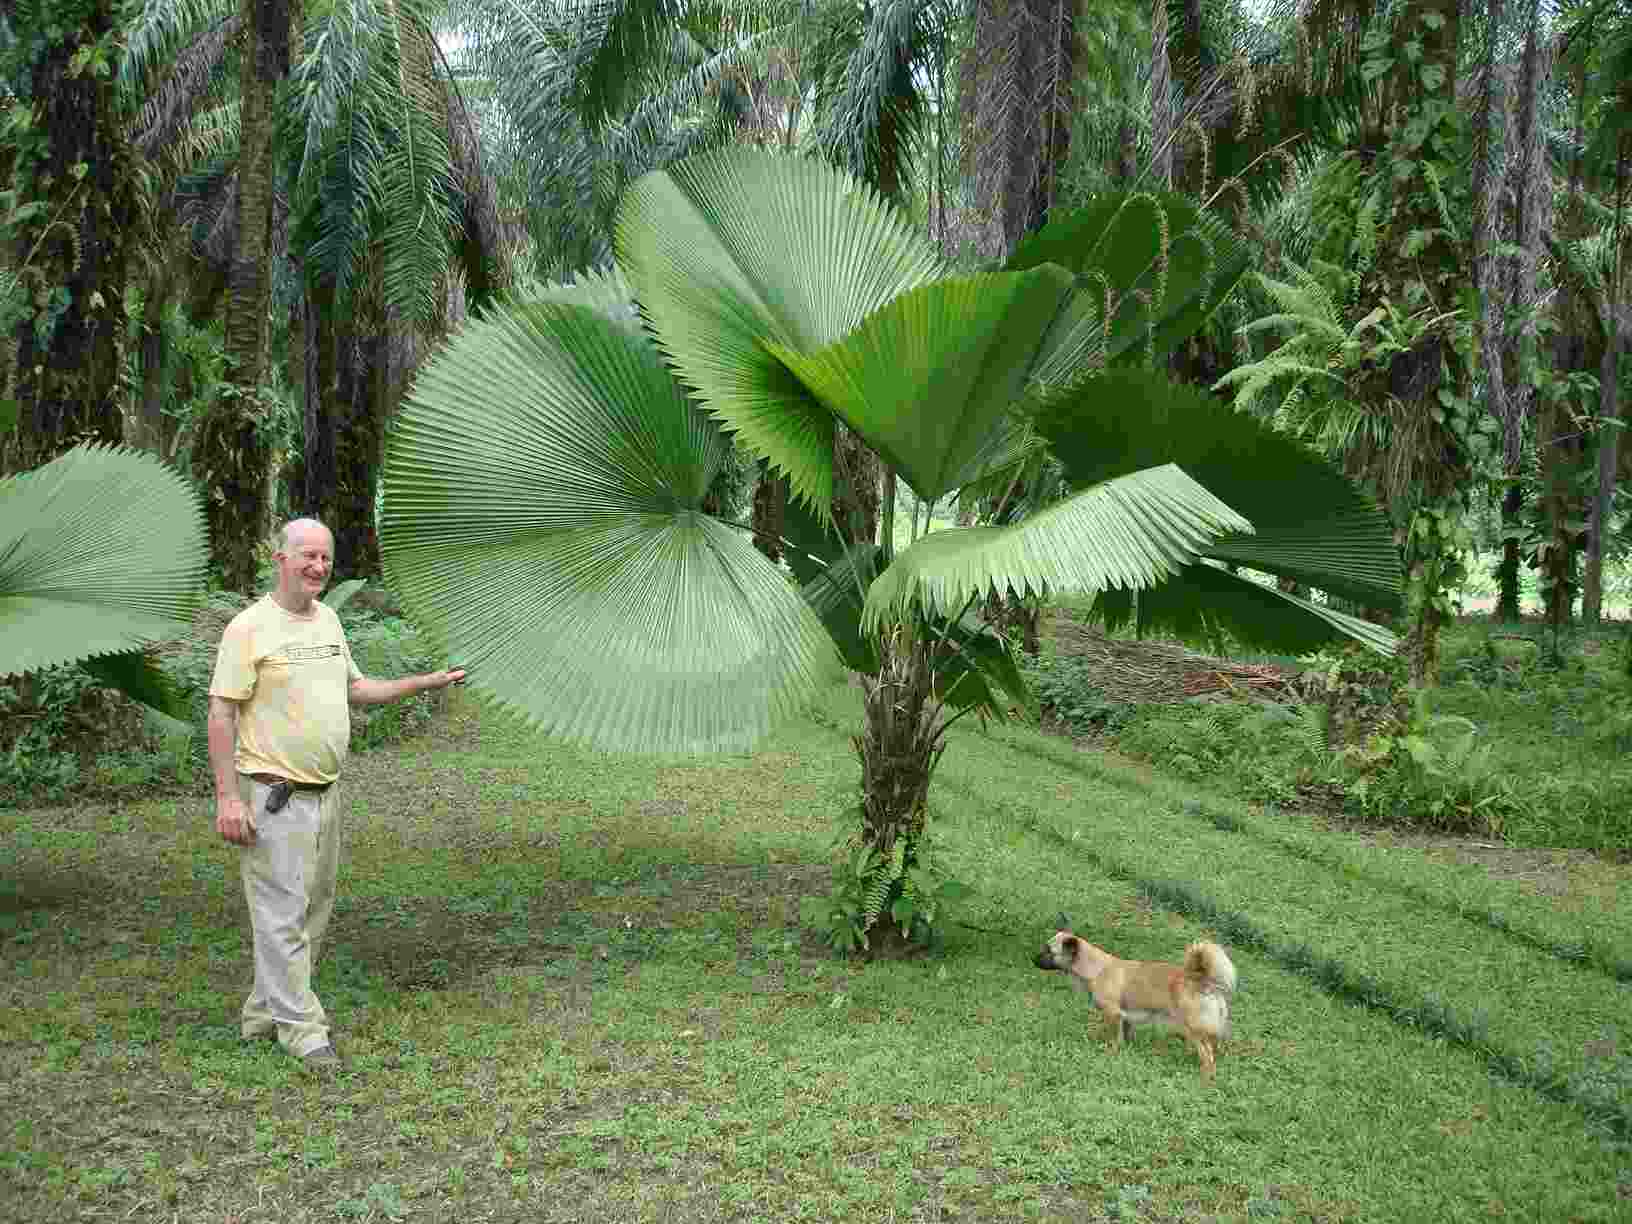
[237,774,343,1057]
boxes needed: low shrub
[1022,623,1631,854]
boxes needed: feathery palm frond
[120,0,235,92]
[286,0,460,323]
[127,8,240,163]
[811,0,947,200]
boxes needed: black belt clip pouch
[264,779,293,814]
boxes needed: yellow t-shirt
[209,595,363,784]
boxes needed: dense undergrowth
[1025,610,1632,856]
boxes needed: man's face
[275,528,333,600]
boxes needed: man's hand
[217,792,257,846]
[429,667,467,690]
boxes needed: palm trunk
[1538,387,1577,635]
[1149,0,1174,188]
[750,462,786,563]
[1581,306,1624,623]
[1580,151,1627,625]
[832,425,881,547]
[132,260,180,459]
[330,319,387,580]
[1495,0,1550,623]
[853,626,947,936]
[198,0,290,591]
[1496,483,1524,621]
[3,4,136,475]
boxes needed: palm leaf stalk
[381,148,1400,948]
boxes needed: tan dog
[1034,927,1237,1081]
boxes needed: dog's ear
[1057,911,1072,932]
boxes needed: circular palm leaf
[0,444,208,677]
[616,146,944,517]
[379,299,843,754]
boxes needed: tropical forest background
[2,0,1630,862]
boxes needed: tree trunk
[832,425,881,547]
[329,320,386,580]
[1538,390,1577,633]
[2,5,137,475]
[963,0,1077,260]
[1581,307,1625,623]
[302,279,338,523]
[1149,0,1174,188]
[1496,482,1524,621]
[197,0,290,591]
[1493,0,1550,624]
[852,625,947,940]
[131,260,181,459]
[750,463,786,563]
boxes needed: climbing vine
[0,0,140,472]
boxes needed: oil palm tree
[118,0,508,586]
[378,148,1400,945]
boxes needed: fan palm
[380,148,1400,944]
[0,445,209,719]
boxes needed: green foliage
[0,585,449,807]
[1,444,209,717]
[1019,652,1133,735]
[284,0,461,323]
[799,823,970,953]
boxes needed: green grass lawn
[2,688,1628,1222]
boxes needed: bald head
[271,518,334,613]
[277,518,333,553]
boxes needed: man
[208,518,465,1074]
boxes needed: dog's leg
[1101,1006,1126,1053]
[1188,1032,1217,1082]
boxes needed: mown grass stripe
[940,777,1632,1143]
[976,722,1632,985]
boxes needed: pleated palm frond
[798,543,881,672]
[1031,368,1401,652]
[764,267,1075,503]
[1091,563,1398,656]
[0,445,207,717]
[616,147,945,517]
[1007,190,1251,386]
[378,300,843,754]
[519,263,641,333]
[862,463,1253,631]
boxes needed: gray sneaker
[299,1043,342,1076]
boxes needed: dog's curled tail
[1185,942,1237,994]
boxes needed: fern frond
[1294,702,1330,757]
